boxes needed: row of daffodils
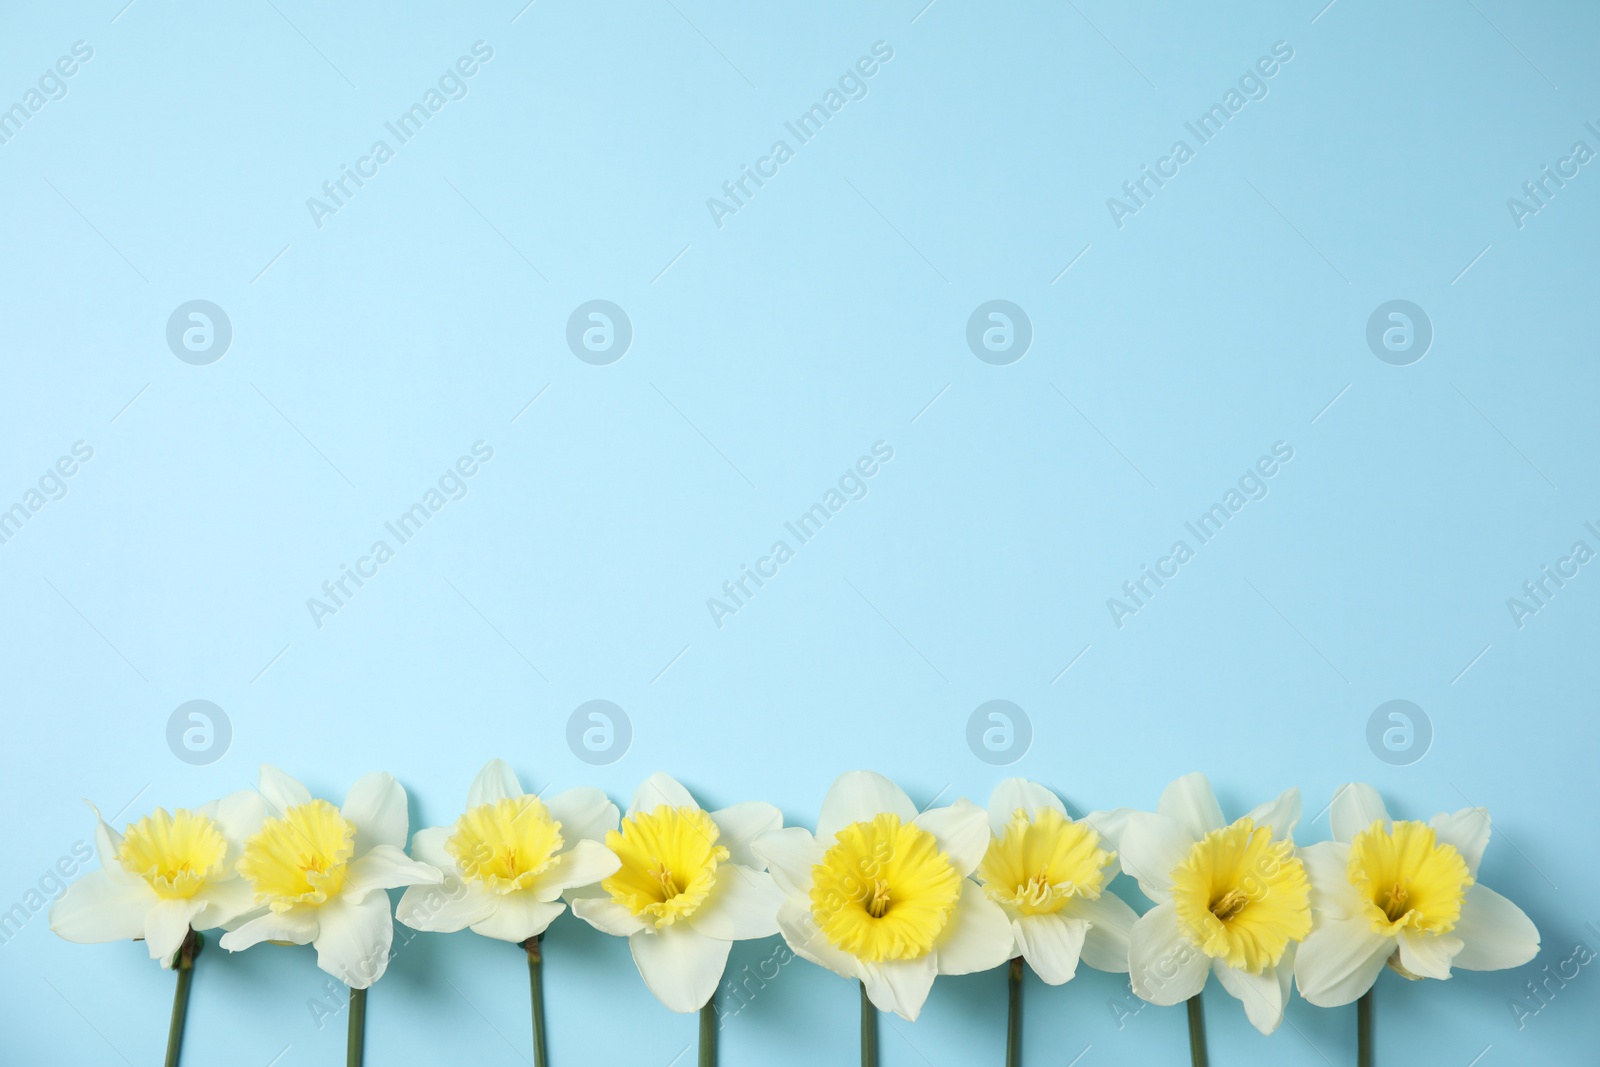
[51,765,1539,1066]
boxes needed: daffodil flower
[1111,772,1310,1036]
[1294,782,1539,1006]
[569,773,785,1024]
[977,778,1138,985]
[51,792,266,965]
[219,765,442,989]
[752,771,1013,1027]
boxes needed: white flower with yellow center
[395,759,620,941]
[751,771,1013,1021]
[50,792,266,966]
[976,779,1139,985]
[569,773,786,1013]
[1111,772,1310,1034]
[1294,783,1539,1005]
[218,766,442,989]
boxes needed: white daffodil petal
[933,880,1013,975]
[469,895,565,943]
[396,879,497,933]
[913,799,990,876]
[213,790,268,860]
[88,805,136,886]
[49,871,153,944]
[775,897,858,980]
[688,866,783,942]
[571,895,649,937]
[1083,808,1133,874]
[1076,891,1139,973]
[628,773,698,818]
[1299,841,1362,921]
[1244,787,1301,841]
[545,787,618,845]
[861,955,938,1021]
[1128,902,1209,1005]
[1294,914,1392,1006]
[220,908,318,952]
[1330,784,1388,843]
[1451,884,1539,971]
[257,765,312,817]
[987,779,1066,835]
[1157,773,1225,841]
[345,844,442,896]
[535,839,620,900]
[1396,927,1461,981]
[466,759,524,808]
[410,826,453,870]
[1117,812,1192,898]
[342,773,410,854]
[1013,913,1089,985]
[629,924,732,1013]
[816,771,917,842]
[144,898,203,966]
[710,802,783,868]
[192,878,258,931]
[314,893,395,989]
[1214,955,1292,1035]
[751,827,821,897]
[1429,808,1491,878]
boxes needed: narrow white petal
[688,866,783,941]
[314,893,395,989]
[469,895,565,942]
[1450,884,1539,971]
[751,827,821,897]
[913,798,990,876]
[775,897,858,979]
[932,880,1013,975]
[396,879,497,933]
[1330,783,1388,843]
[48,871,153,944]
[710,802,783,869]
[1396,927,1461,980]
[220,907,318,952]
[1128,902,1209,1005]
[257,765,312,818]
[545,787,618,844]
[1117,812,1192,899]
[87,803,136,885]
[1429,808,1491,878]
[410,826,453,870]
[191,878,258,931]
[144,899,202,966]
[1294,914,1392,1006]
[860,955,938,1021]
[466,759,524,808]
[1075,892,1139,973]
[986,779,1065,836]
[629,925,731,1013]
[816,772,916,843]
[345,845,442,895]
[628,773,698,818]
[1214,954,1293,1035]
[213,790,268,858]
[571,895,648,937]
[341,773,410,854]
[1300,841,1363,921]
[1157,773,1225,840]
[534,839,620,899]
[1013,913,1089,985]
[1244,787,1301,841]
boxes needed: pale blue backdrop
[2,1,1596,1064]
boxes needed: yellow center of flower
[603,805,728,928]
[116,808,228,900]
[1346,820,1472,935]
[446,797,564,894]
[977,807,1113,916]
[810,813,962,962]
[237,799,356,912]
[1170,817,1311,974]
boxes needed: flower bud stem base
[164,929,202,1067]
[860,980,877,1067]
[523,936,548,1067]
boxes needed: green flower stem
[523,936,548,1067]
[860,980,877,1067]
[699,990,717,1067]
[163,929,202,1067]
[347,986,366,1067]
[1006,956,1023,1067]
[1357,988,1374,1067]
[1186,992,1208,1067]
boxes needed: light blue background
[2,1,1597,1063]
